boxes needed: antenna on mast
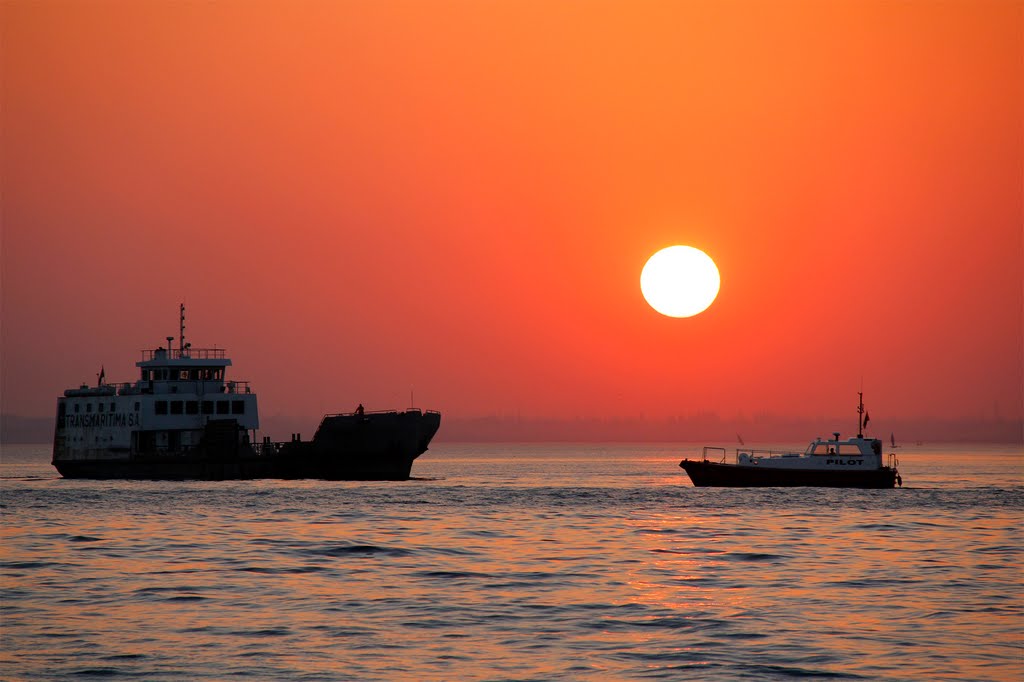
[179,304,186,355]
[857,391,865,438]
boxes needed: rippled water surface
[2,443,1022,680]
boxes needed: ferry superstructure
[52,306,440,480]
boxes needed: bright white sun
[640,245,721,318]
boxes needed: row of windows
[63,399,245,416]
[811,443,868,455]
[154,400,246,416]
[70,401,141,414]
[142,368,226,382]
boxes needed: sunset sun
[640,245,721,318]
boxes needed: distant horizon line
[2,412,1021,445]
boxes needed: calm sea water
[1,442,1021,681]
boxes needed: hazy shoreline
[4,413,1021,445]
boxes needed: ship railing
[320,407,436,419]
[737,447,803,460]
[251,440,286,457]
[141,348,227,361]
[702,447,727,463]
[225,381,252,394]
[64,384,120,397]
[702,446,803,464]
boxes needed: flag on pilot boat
[864,411,870,428]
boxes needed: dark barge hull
[53,410,441,481]
[680,459,897,488]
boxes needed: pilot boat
[679,394,901,488]
[52,306,441,480]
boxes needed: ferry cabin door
[133,431,158,454]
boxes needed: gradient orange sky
[2,1,1022,429]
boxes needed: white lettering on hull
[61,413,139,429]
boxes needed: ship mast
[179,304,186,355]
[857,391,865,438]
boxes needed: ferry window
[87,403,93,413]
[201,401,214,415]
[179,370,189,380]
[186,401,199,415]
[231,400,245,415]
[98,403,104,413]
[216,400,229,415]
[155,401,168,415]
[110,402,115,412]
[74,403,80,413]
[170,401,183,415]
[214,369,224,380]
[134,402,140,411]
[200,369,211,380]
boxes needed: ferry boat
[679,394,901,488]
[52,306,441,480]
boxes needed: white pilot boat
[52,306,441,480]
[679,394,901,488]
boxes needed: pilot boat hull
[680,459,898,488]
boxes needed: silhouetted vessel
[52,306,440,480]
[679,394,901,488]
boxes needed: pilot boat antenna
[857,391,865,438]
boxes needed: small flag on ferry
[864,411,870,428]
[98,366,105,385]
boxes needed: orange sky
[2,1,1022,428]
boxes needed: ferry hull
[679,459,897,488]
[53,411,441,481]
[52,453,420,481]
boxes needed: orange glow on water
[2,444,1022,680]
